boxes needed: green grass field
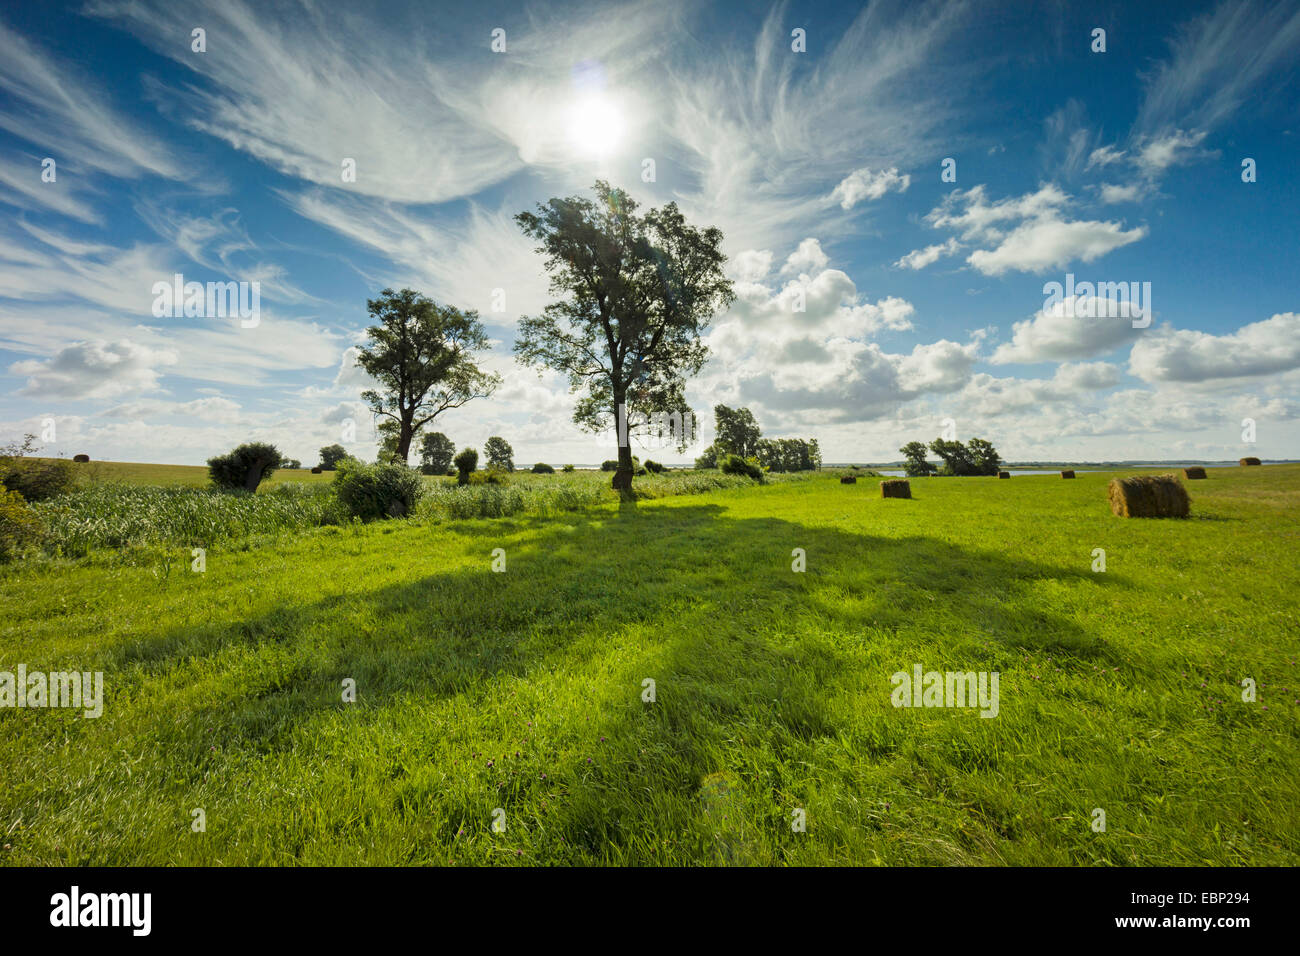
[2,464,1297,865]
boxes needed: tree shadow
[108,504,1120,762]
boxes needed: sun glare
[567,94,623,158]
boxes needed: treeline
[899,438,1003,477]
[694,404,821,473]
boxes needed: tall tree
[484,436,515,472]
[355,288,501,463]
[966,437,1002,476]
[899,441,936,477]
[419,432,456,475]
[714,404,761,458]
[514,182,735,494]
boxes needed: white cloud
[830,167,910,209]
[1136,0,1300,136]
[1098,182,1143,204]
[1132,129,1209,176]
[894,237,961,270]
[966,219,1147,276]
[1128,313,1300,383]
[11,339,178,400]
[780,238,830,276]
[0,20,187,181]
[992,295,1149,364]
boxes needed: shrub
[0,488,43,562]
[531,462,555,474]
[644,459,664,473]
[318,444,349,470]
[208,442,282,492]
[720,454,763,481]
[334,460,423,520]
[0,456,77,502]
[454,447,479,485]
[600,459,618,472]
[467,469,508,485]
[562,464,575,472]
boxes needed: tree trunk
[611,396,634,497]
[396,418,414,464]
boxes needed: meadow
[1,464,1297,865]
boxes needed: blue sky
[1,0,1297,465]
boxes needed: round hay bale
[72,454,90,463]
[839,475,857,484]
[880,478,911,498]
[1183,466,1207,479]
[310,466,322,474]
[1108,474,1190,518]
[998,471,1010,479]
[1239,457,1261,466]
[1060,470,1075,479]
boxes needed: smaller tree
[282,458,302,470]
[714,405,762,458]
[484,436,515,472]
[453,447,478,485]
[208,442,282,492]
[899,441,936,477]
[419,432,456,476]
[966,438,1002,476]
[928,438,978,476]
[319,444,349,470]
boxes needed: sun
[567,93,623,158]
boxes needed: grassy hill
[2,464,1297,864]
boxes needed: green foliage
[419,432,456,476]
[318,444,349,470]
[900,441,937,477]
[714,404,762,458]
[484,436,515,472]
[356,288,501,462]
[694,442,726,469]
[926,437,1001,476]
[754,437,819,473]
[453,447,479,485]
[31,483,340,556]
[514,181,735,490]
[333,459,423,521]
[0,487,43,562]
[207,442,282,492]
[467,469,508,485]
[530,462,556,474]
[720,453,764,480]
[562,464,575,472]
[644,459,664,473]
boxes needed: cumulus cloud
[992,295,1150,364]
[1128,313,1300,383]
[780,238,830,276]
[966,218,1147,276]
[11,339,178,400]
[830,167,910,209]
[894,237,961,270]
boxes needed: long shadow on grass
[111,504,1119,759]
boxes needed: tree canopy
[514,182,734,494]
